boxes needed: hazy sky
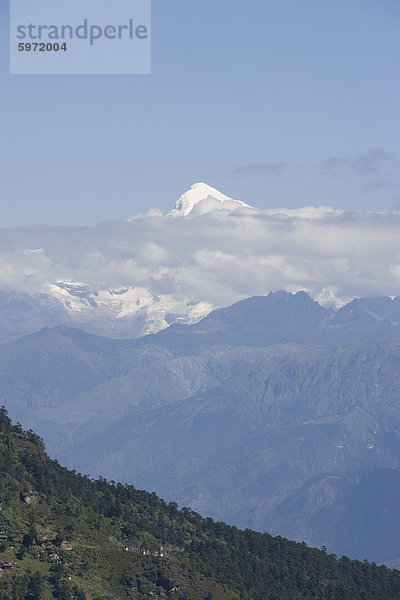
[0,0,399,226]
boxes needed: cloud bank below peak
[0,183,400,312]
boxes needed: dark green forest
[0,407,399,600]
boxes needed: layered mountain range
[2,291,400,566]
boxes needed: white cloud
[139,242,169,264]
[1,201,400,308]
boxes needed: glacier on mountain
[45,280,214,336]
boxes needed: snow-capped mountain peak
[168,182,252,217]
[44,281,214,337]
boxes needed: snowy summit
[168,182,252,217]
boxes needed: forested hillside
[1,408,400,599]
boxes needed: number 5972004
[18,42,67,51]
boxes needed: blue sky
[0,0,399,226]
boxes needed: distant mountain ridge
[2,291,400,566]
[0,284,215,343]
[2,281,399,347]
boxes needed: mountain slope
[0,289,69,343]
[2,292,400,565]
[57,340,400,564]
[1,410,400,600]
